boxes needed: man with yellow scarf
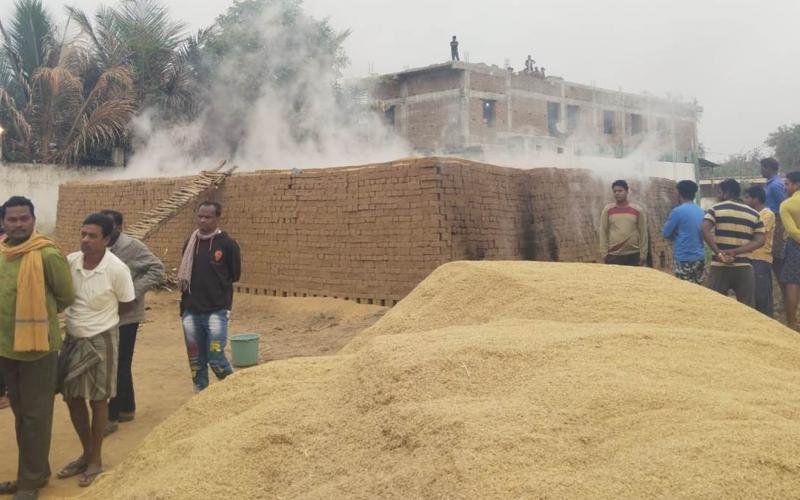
[0,196,75,500]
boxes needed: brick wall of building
[405,67,462,97]
[509,95,548,135]
[405,98,462,151]
[56,158,676,305]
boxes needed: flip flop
[57,459,88,479]
[0,481,17,494]
[78,469,104,488]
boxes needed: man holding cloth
[57,213,135,488]
[0,196,75,500]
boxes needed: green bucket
[230,333,260,367]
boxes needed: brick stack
[56,158,678,304]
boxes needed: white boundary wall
[1,163,121,235]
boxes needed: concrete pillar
[506,72,513,130]
[460,70,471,148]
[401,80,409,138]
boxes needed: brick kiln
[56,157,677,305]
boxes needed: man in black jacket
[177,202,241,392]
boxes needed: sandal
[57,459,88,479]
[78,469,104,488]
[0,481,17,494]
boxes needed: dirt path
[0,291,386,499]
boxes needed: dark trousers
[604,253,640,266]
[0,352,58,490]
[708,265,755,307]
[0,370,5,396]
[752,260,774,317]
[109,322,139,421]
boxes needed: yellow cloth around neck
[0,233,60,352]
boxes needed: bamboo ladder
[125,161,237,241]
[124,161,238,288]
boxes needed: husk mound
[83,262,800,499]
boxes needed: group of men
[0,198,240,499]
[599,157,800,329]
[523,55,546,78]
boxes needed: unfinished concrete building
[370,62,700,162]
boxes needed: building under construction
[370,61,700,162]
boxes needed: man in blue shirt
[762,157,787,214]
[662,180,706,284]
[761,157,788,298]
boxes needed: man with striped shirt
[702,179,766,307]
[600,180,648,266]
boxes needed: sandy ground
[0,291,386,499]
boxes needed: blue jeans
[181,310,234,391]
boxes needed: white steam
[123,4,410,178]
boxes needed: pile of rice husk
[83,262,800,499]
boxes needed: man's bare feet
[0,396,9,410]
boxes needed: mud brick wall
[57,158,676,304]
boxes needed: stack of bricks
[56,158,677,305]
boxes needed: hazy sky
[7,0,800,162]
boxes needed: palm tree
[0,0,135,164]
[68,0,207,122]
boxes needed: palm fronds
[56,65,135,163]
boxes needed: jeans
[181,310,234,392]
[0,352,58,490]
[752,260,774,317]
[109,323,139,421]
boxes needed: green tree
[703,148,762,181]
[198,0,350,153]
[766,123,800,170]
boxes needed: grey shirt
[110,233,165,326]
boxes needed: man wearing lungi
[57,213,135,488]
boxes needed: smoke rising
[123,2,410,178]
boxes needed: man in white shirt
[57,213,135,488]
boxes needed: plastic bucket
[230,333,260,367]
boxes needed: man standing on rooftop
[662,180,705,284]
[600,180,648,266]
[450,36,460,61]
[0,196,75,499]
